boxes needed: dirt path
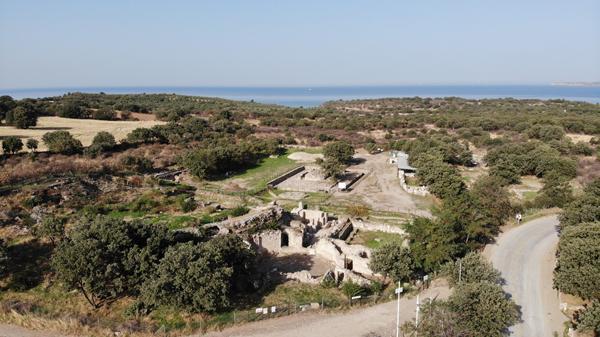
[485,215,566,337]
[199,284,450,337]
[336,153,431,217]
[0,323,71,337]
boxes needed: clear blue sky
[1,0,599,88]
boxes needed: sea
[1,85,599,108]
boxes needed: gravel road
[486,215,566,337]
[200,284,450,337]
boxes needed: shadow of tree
[4,239,53,291]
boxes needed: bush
[2,136,23,154]
[42,131,83,155]
[121,156,153,173]
[178,197,197,213]
[341,280,367,299]
[91,107,116,120]
[86,131,117,157]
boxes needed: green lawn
[350,230,404,249]
[223,152,300,190]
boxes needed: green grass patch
[261,283,345,307]
[522,190,538,202]
[350,230,404,249]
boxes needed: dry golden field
[0,116,164,151]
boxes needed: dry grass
[0,116,164,151]
[566,133,594,143]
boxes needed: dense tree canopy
[553,222,600,300]
[141,235,255,313]
[52,217,174,308]
[560,178,600,229]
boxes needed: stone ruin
[245,202,405,286]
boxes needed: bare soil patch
[287,152,323,163]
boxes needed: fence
[227,294,387,326]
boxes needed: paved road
[485,215,566,337]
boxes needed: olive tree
[369,241,415,282]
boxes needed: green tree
[553,222,600,300]
[576,300,600,335]
[0,95,16,123]
[2,136,23,154]
[52,217,173,308]
[560,178,600,229]
[534,171,573,208]
[448,282,519,337]
[369,241,415,282]
[33,216,66,246]
[59,100,87,118]
[42,131,83,155]
[404,217,463,272]
[322,141,355,165]
[6,106,37,129]
[91,107,116,120]
[441,252,501,287]
[141,235,255,313]
[86,131,117,156]
[471,175,513,229]
[0,239,8,277]
[25,138,39,152]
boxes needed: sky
[0,0,599,89]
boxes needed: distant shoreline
[1,84,599,107]
[551,82,600,87]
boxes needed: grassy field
[349,230,403,249]
[0,116,164,151]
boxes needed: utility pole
[415,294,420,327]
[395,282,403,337]
[458,258,462,283]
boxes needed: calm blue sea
[2,85,599,107]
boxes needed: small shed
[389,151,417,174]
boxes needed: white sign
[351,295,362,300]
[423,275,429,281]
[395,287,404,294]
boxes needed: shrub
[178,196,197,213]
[91,107,116,120]
[121,156,153,173]
[42,131,83,155]
[341,280,367,299]
[575,300,600,335]
[86,131,117,157]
